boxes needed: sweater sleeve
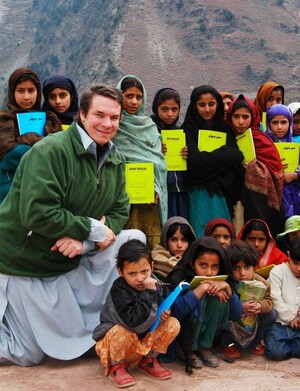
[17,138,91,239]
[111,284,158,329]
[171,290,202,320]
[268,267,297,325]
[228,292,243,321]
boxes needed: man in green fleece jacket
[0,84,146,366]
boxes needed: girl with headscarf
[265,104,300,218]
[166,236,242,371]
[237,219,288,269]
[253,81,284,127]
[0,68,61,202]
[204,217,235,249]
[220,91,235,120]
[151,88,189,219]
[42,74,79,126]
[226,94,285,238]
[152,216,196,280]
[288,102,300,143]
[182,85,244,237]
[113,75,168,249]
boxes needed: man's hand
[96,226,116,251]
[51,237,83,258]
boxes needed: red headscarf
[226,95,284,211]
[204,217,235,239]
[226,94,283,175]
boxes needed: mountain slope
[0,0,299,111]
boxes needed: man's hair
[76,84,123,120]
[116,239,151,271]
[289,237,300,262]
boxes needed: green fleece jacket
[0,122,130,277]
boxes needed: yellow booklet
[198,130,227,152]
[161,129,187,171]
[236,128,256,163]
[125,162,154,204]
[275,142,300,173]
[255,264,274,279]
[261,112,267,131]
[236,280,267,331]
[189,275,228,290]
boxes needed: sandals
[109,364,136,388]
[139,357,172,380]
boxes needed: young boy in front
[217,240,276,358]
[264,237,300,360]
[92,239,180,388]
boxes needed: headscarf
[204,217,235,239]
[288,102,300,116]
[159,216,196,249]
[237,219,288,268]
[226,94,284,211]
[253,81,284,117]
[151,88,180,130]
[182,85,227,142]
[0,68,61,159]
[265,104,293,142]
[226,94,283,175]
[181,86,244,214]
[42,74,79,125]
[113,75,168,223]
[166,236,234,286]
[220,91,235,102]
[6,68,41,112]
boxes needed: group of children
[0,68,300,387]
[92,214,300,387]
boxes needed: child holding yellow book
[226,94,285,239]
[216,241,276,358]
[265,104,300,219]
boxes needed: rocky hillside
[0,0,299,113]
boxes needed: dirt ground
[1,352,299,391]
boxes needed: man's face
[80,95,121,145]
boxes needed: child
[264,237,300,360]
[182,85,244,237]
[287,102,300,143]
[220,91,235,120]
[277,215,300,253]
[113,75,168,249]
[42,74,79,126]
[238,219,288,269]
[265,103,300,218]
[166,236,242,370]
[219,241,276,358]
[226,94,285,238]
[204,217,235,249]
[253,81,284,122]
[0,68,61,202]
[151,88,189,219]
[93,239,180,388]
[152,216,196,281]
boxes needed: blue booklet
[150,281,190,332]
[17,112,46,136]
